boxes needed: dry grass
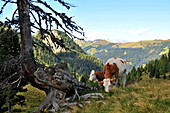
[12,76,170,113]
[71,78,170,113]
[13,84,46,112]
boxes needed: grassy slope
[71,77,170,113]
[14,76,170,113]
[13,84,46,113]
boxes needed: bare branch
[0,72,17,89]
[27,0,84,39]
[54,0,76,10]
[0,0,16,14]
[80,93,104,100]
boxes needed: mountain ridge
[75,39,170,48]
[75,39,170,71]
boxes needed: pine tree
[163,74,167,79]
[168,49,170,62]
[155,68,160,78]
[126,72,131,84]
[130,67,137,82]
[0,25,26,112]
[136,67,142,81]
[168,63,170,72]
[149,64,154,78]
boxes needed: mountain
[75,39,170,71]
[33,30,104,75]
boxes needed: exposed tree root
[33,90,104,112]
[29,63,103,112]
[80,93,104,100]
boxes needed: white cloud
[167,34,170,39]
[135,28,150,36]
[85,28,153,42]
[127,28,150,36]
[86,30,107,41]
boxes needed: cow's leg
[122,75,126,88]
[114,78,119,88]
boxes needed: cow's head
[98,78,116,92]
[104,63,119,78]
[89,70,97,81]
[103,78,112,92]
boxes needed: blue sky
[0,0,170,42]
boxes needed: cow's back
[106,58,126,75]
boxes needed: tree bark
[17,0,47,92]
[18,0,34,61]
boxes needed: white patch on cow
[89,70,97,81]
[103,78,112,92]
[105,58,127,88]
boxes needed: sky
[0,0,170,42]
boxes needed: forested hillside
[76,39,170,71]
[33,30,104,75]
[126,50,170,85]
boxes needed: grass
[13,84,46,113]
[12,76,170,113]
[70,78,170,113]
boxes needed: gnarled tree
[0,0,102,112]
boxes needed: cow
[89,70,105,90]
[99,58,127,92]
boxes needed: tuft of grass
[71,78,170,113]
[13,84,46,113]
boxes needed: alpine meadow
[0,0,170,113]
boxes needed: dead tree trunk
[18,0,33,60]
[17,0,47,91]
[14,0,101,112]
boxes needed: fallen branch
[80,93,104,100]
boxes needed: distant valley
[75,39,170,72]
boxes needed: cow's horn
[98,81,104,84]
[110,78,116,82]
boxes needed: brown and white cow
[100,58,127,92]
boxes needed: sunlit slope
[71,77,170,113]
